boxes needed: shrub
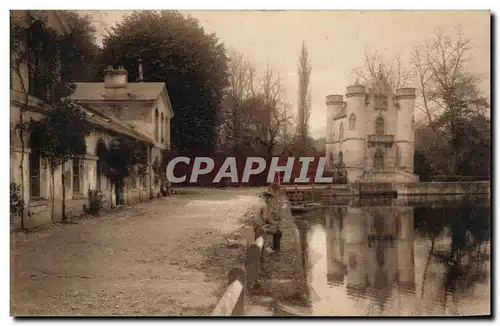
[84,189,105,215]
[10,182,24,220]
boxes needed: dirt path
[10,188,265,316]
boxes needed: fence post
[246,244,260,289]
[228,267,246,316]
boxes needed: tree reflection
[414,200,490,307]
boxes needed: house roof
[71,81,174,118]
[71,82,166,101]
[80,105,152,143]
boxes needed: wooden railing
[211,229,267,316]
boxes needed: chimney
[104,66,128,99]
[138,58,144,83]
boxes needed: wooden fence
[211,228,267,316]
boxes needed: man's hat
[262,191,274,198]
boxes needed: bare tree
[297,41,312,153]
[412,25,490,175]
[218,51,257,156]
[254,63,288,159]
[354,50,413,92]
[411,25,490,129]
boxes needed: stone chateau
[325,79,419,183]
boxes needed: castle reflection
[303,196,490,316]
[324,202,415,310]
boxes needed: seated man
[254,188,283,251]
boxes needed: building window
[166,118,170,143]
[29,151,41,198]
[154,108,159,141]
[374,149,384,169]
[349,113,356,130]
[161,112,164,143]
[375,116,384,136]
[96,139,107,191]
[72,158,80,193]
[28,127,44,199]
[338,151,344,165]
[339,123,344,142]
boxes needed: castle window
[339,122,344,142]
[396,145,401,167]
[349,113,356,130]
[375,116,384,136]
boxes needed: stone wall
[396,181,490,196]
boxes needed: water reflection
[303,197,490,316]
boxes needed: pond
[297,196,490,316]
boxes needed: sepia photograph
[9,9,491,317]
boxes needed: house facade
[10,10,173,228]
[325,79,419,183]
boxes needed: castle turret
[325,95,344,167]
[397,208,415,293]
[395,88,416,173]
[343,85,366,181]
[344,207,366,293]
[325,212,346,285]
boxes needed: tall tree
[218,51,258,157]
[411,26,490,176]
[297,41,312,154]
[255,64,289,160]
[100,10,230,155]
[60,10,102,82]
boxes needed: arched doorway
[374,149,384,169]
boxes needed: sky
[85,10,490,139]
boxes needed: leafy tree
[29,100,92,222]
[100,10,229,155]
[60,10,102,82]
[101,136,149,198]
